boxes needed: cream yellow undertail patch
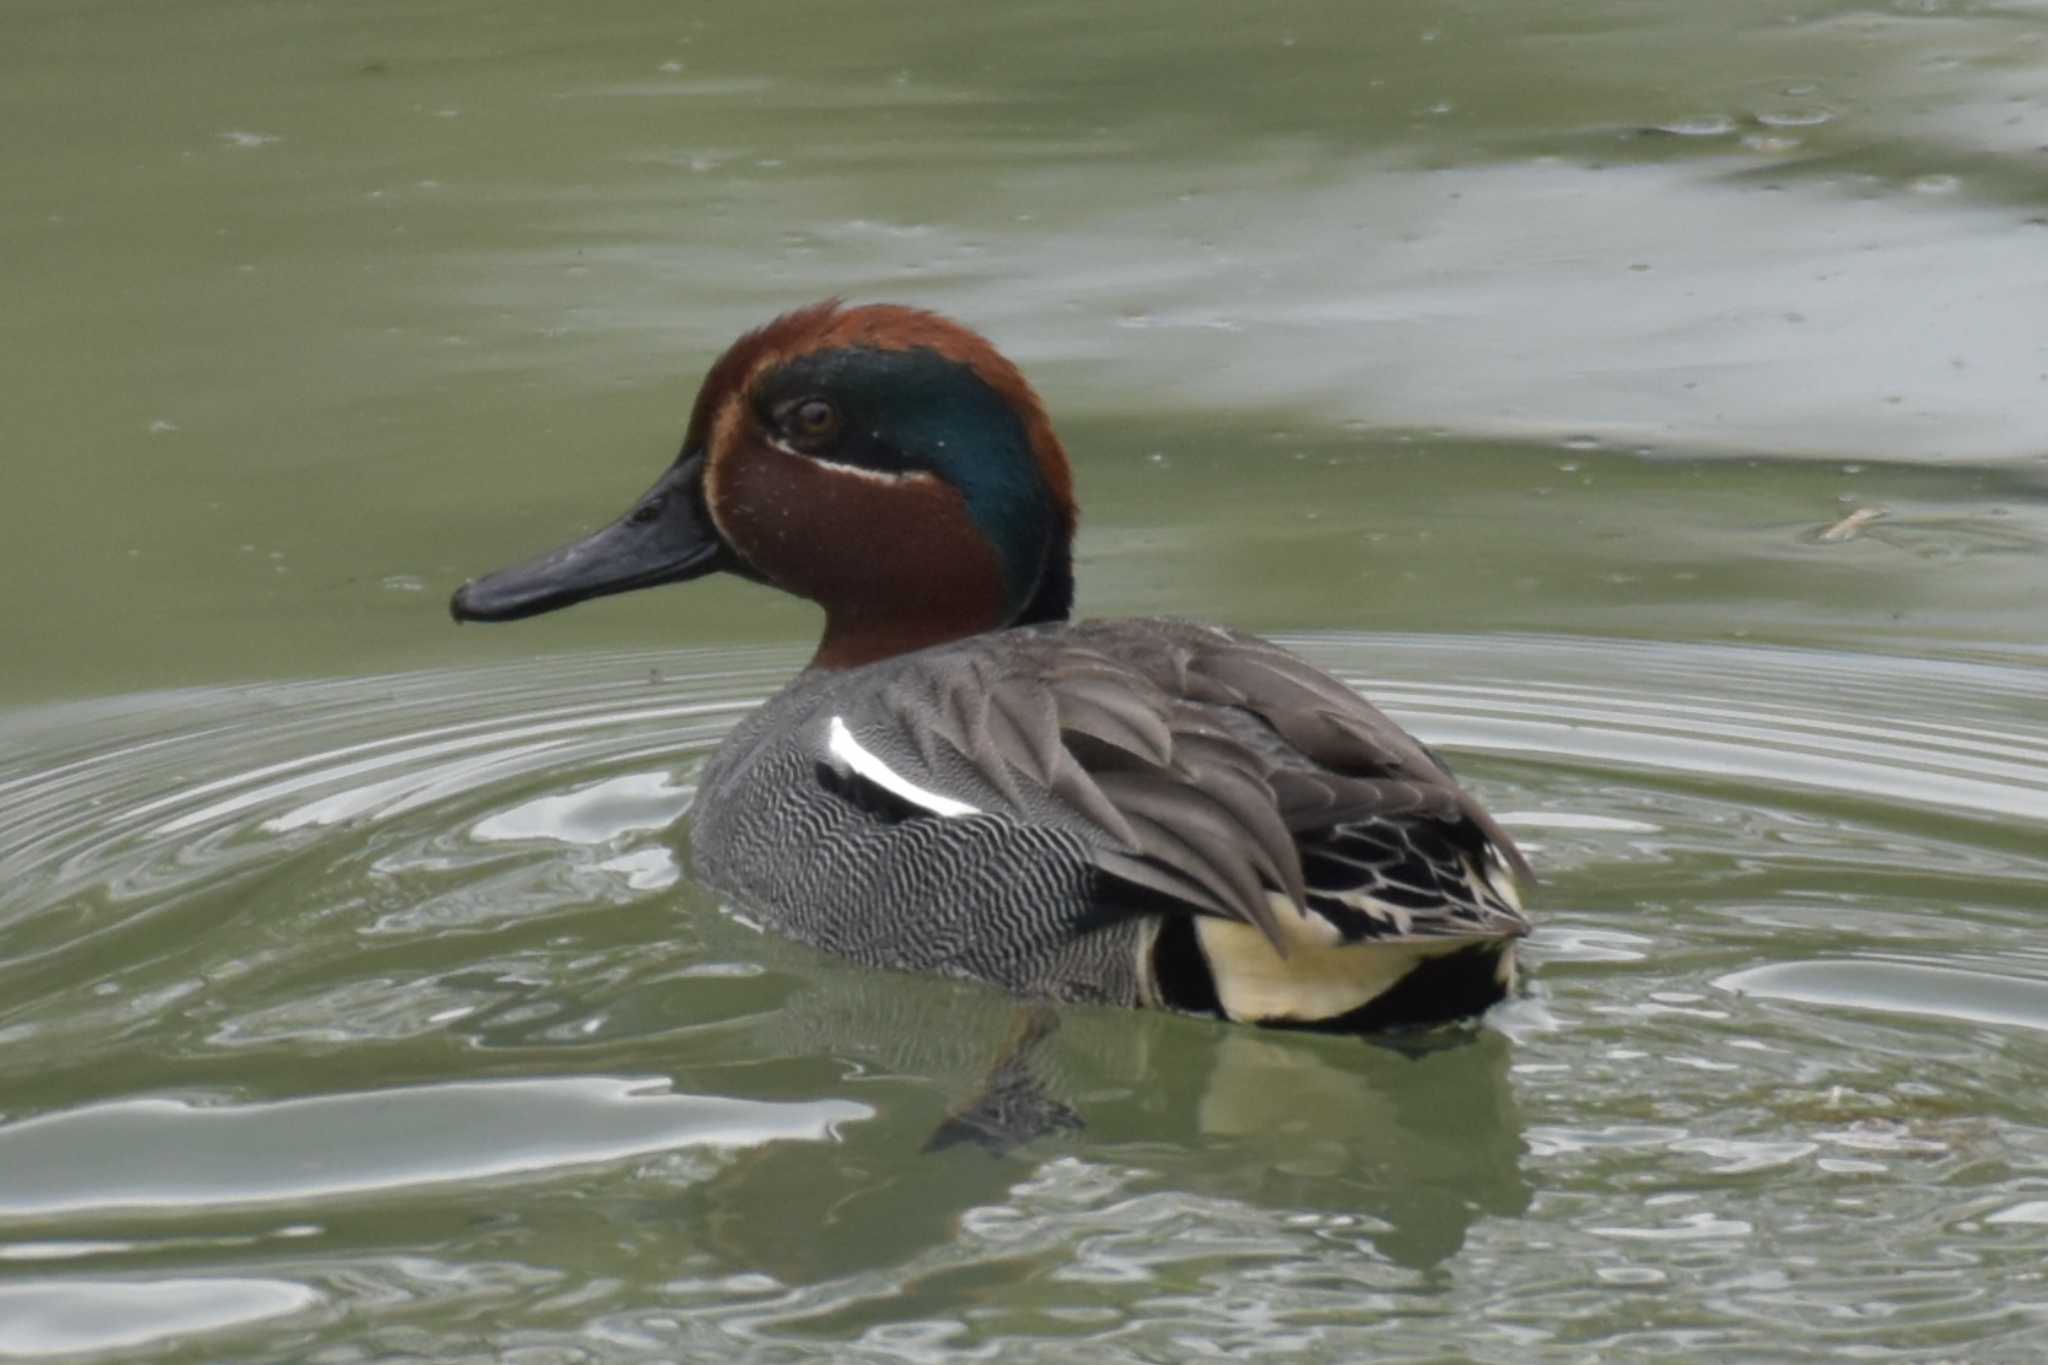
[1195,897,1470,1025]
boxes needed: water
[3,637,2046,1359]
[5,0,2048,1358]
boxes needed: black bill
[450,450,727,623]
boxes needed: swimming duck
[452,301,1531,1032]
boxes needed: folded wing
[823,620,1530,955]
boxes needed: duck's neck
[807,541,1073,672]
[811,607,996,671]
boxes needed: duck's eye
[789,397,839,443]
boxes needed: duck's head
[450,301,1077,668]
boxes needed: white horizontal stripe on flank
[826,716,980,818]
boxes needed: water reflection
[703,972,1528,1276]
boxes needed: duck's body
[453,301,1531,1031]
[693,618,1526,1028]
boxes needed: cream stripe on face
[826,716,980,818]
[700,390,744,546]
[768,445,941,486]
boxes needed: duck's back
[689,619,1529,1028]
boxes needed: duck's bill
[449,451,727,623]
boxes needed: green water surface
[3,1,2047,1360]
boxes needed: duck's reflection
[1156,1023,1529,1270]
[685,963,1529,1281]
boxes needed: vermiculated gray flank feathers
[690,618,1529,1027]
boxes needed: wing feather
[825,620,1530,952]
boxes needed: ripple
[2,634,2046,1360]
[1313,635,2048,826]
[3,632,2045,1052]
[0,649,795,963]
[471,771,695,846]
[0,1077,868,1218]
[7,635,2043,942]
[1717,959,2048,1036]
[0,1276,319,1358]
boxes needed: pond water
[4,0,2047,1360]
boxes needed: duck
[451,301,1531,1033]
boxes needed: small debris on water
[1815,506,1886,543]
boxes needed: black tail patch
[1147,914,1225,1019]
